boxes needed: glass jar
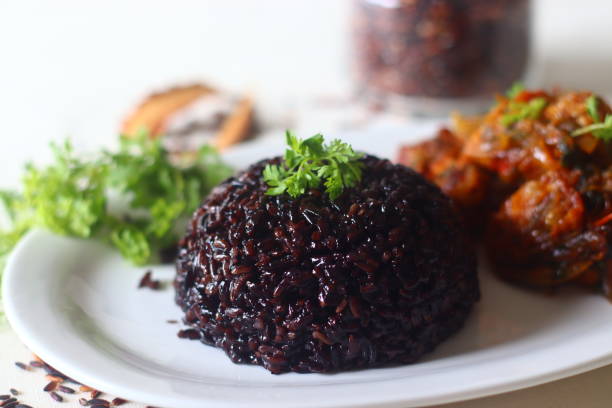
[352,0,531,116]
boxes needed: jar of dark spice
[353,0,531,115]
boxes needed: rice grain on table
[58,385,75,394]
[49,391,63,402]
[44,381,57,392]
[88,398,109,406]
[29,361,44,368]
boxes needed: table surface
[2,0,612,407]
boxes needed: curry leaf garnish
[263,131,363,200]
[501,97,548,127]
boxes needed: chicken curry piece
[398,88,612,297]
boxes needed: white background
[2,0,612,407]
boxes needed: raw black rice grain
[138,270,161,290]
[44,381,57,392]
[58,385,75,394]
[29,360,44,368]
[0,397,7,401]
[14,362,27,371]
[111,397,127,405]
[0,399,17,407]
[166,319,178,324]
[3,402,17,408]
[15,405,33,408]
[50,391,63,402]
[46,376,64,385]
[88,399,109,406]
[90,390,101,399]
[91,406,109,408]
[78,397,89,406]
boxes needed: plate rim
[5,128,612,408]
[7,232,612,408]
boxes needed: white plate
[5,126,612,408]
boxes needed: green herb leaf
[501,97,548,127]
[506,82,525,99]
[586,95,600,122]
[21,141,107,238]
[0,134,233,320]
[109,222,151,266]
[572,115,612,140]
[264,131,363,200]
[0,134,232,267]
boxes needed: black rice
[58,385,75,394]
[44,381,57,392]
[111,398,127,406]
[175,155,479,373]
[13,362,27,371]
[138,270,161,290]
[88,399,109,406]
[29,361,44,368]
[0,399,17,407]
[49,391,63,402]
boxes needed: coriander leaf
[21,141,107,238]
[109,223,151,265]
[0,191,21,224]
[0,134,233,319]
[586,95,600,122]
[506,82,525,99]
[501,97,548,127]
[148,199,185,238]
[572,115,612,140]
[264,131,363,200]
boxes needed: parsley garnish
[572,95,612,140]
[0,135,232,268]
[501,97,548,127]
[263,131,363,200]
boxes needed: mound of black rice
[174,155,479,374]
